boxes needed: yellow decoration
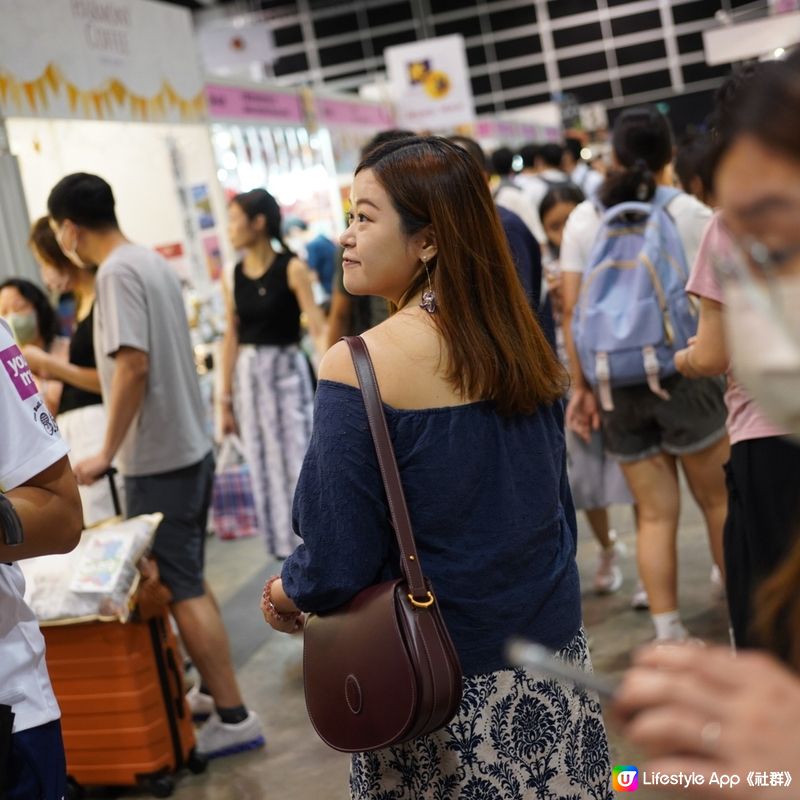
[0,62,206,122]
[424,70,451,100]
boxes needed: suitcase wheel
[66,777,85,800]
[143,774,175,798]
[187,748,209,774]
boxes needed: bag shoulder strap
[344,336,428,601]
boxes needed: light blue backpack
[572,187,698,411]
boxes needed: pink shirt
[686,213,786,444]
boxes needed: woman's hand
[21,344,51,378]
[566,386,600,444]
[260,576,304,634]
[675,336,700,378]
[613,644,800,799]
[220,402,238,436]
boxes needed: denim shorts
[599,374,727,463]
[125,451,214,602]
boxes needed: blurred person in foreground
[0,317,82,799]
[614,52,800,799]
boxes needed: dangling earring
[419,257,437,314]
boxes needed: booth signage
[385,35,475,131]
[0,0,206,122]
[314,97,394,129]
[206,84,304,124]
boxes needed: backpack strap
[651,186,682,210]
[642,346,671,401]
[595,352,614,412]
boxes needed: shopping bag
[211,435,259,540]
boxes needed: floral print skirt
[350,629,612,800]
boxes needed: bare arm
[218,281,239,435]
[22,346,101,394]
[288,257,327,344]
[675,297,729,378]
[562,270,600,441]
[0,455,82,561]
[73,346,149,485]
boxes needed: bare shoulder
[286,256,310,285]
[318,339,358,388]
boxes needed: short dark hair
[675,129,713,199]
[490,147,514,176]
[564,137,582,162]
[538,184,586,226]
[449,135,488,174]
[47,173,118,230]
[539,143,564,169]
[29,216,73,271]
[519,143,540,169]
[0,278,58,349]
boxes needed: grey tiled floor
[77,478,729,799]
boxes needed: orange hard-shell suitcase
[43,613,207,798]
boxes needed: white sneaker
[186,684,215,722]
[631,581,650,611]
[196,711,266,759]
[593,532,624,594]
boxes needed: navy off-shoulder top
[281,379,582,676]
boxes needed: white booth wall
[7,118,235,287]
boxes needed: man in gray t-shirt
[47,173,264,759]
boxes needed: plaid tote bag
[211,435,260,540]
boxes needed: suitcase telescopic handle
[165,647,186,720]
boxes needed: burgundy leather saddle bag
[303,335,462,753]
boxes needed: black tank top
[234,252,301,346]
[58,304,103,415]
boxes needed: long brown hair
[356,136,567,415]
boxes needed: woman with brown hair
[262,136,612,799]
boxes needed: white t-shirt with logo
[0,321,69,732]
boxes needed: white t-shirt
[570,162,604,199]
[493,180,542,244]
[560,192,713,275]
[515,170,571,245]
[0,321,69,732]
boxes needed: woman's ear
[419,227,438,263]
[253,213,268,234]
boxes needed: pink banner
[206,84,304,123]
[315,97,394,129]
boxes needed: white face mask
[55,221,87,268]
[723,274,800,440]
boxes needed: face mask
[4,311,39,346]
[722,274,800,440]
[56,221,86,268]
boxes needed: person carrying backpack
[559,106,730,643]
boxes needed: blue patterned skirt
[350,629,612,800]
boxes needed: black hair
[449,135,488,174]
[674,129,713,201]
[564,137,583,163]
[231,189,292,253]
[706,60,770,187]
[599,105,673,207]
[519,143,540,169]
[360,129,415,159]
[732,50,800,164]
[490,147,514,176]
[0,278,58,349]
[47,173,118,230]
[539,184,586,225]
[539,185,586,256]
[539,143,564,169]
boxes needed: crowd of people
[1,48,799,800]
